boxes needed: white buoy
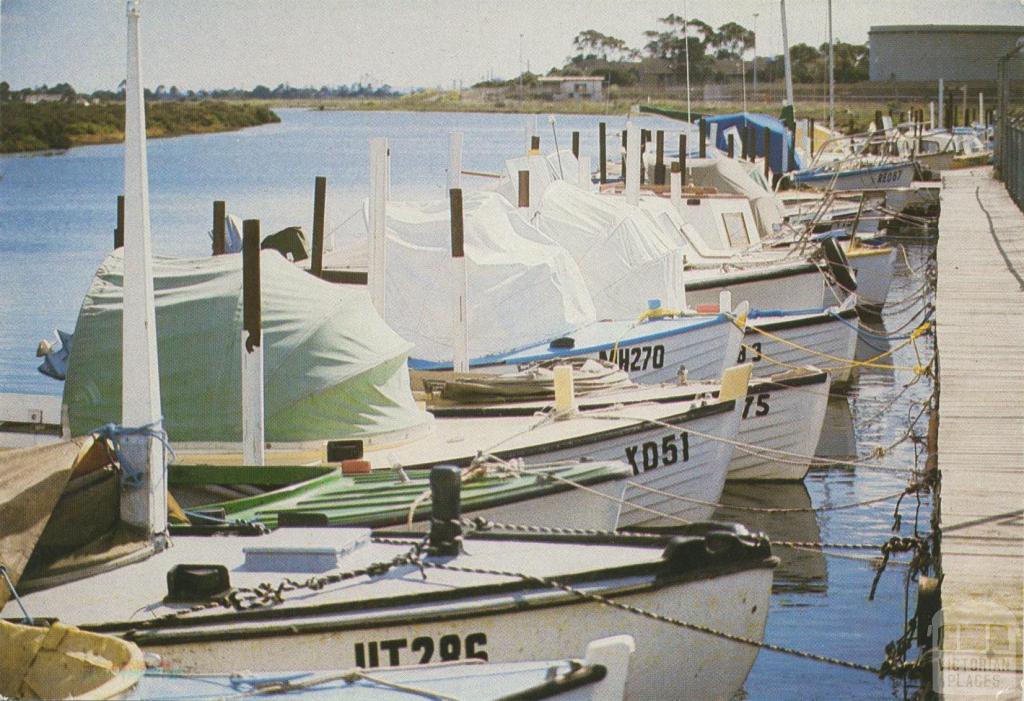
[120,0,166,538]
[553,364,577,417]
[625,121,640,205]
[447,131,463,192]
[368,138,388,316]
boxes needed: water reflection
[715,482,827,594]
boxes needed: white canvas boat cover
[685,158,784,239]
[372,191,596,363]
[63,250,431,442]
[494,150,589,206]
[532,181,688,317]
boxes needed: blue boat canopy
[703,113,803,173]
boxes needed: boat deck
[935,166,1024,691]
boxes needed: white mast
[827,0,835,131]
[780,0,794,107]
[121,0,167,538]
[683,0,692,122]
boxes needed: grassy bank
[1,101,280,154]
[272,91,933,133]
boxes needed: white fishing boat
[0,618,635,701]
[792,160,917,192]
[423,363,832,482]
[744,298,860,386]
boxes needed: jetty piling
[241,218,265,467]
[212,200,225,256]
[311,176,326,277]
[114,195,125,249]
[598,122,607,184]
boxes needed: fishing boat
[792,160,917,192]
[0,618,635,701]
[9,463,775,701]
[418,362,833,482]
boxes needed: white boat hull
[729,373,832,481]
[486,315,740,383]
[845,246,896,312]
[684,263,842,310]
[796,162,916,192]
[130,565,773,701]
[741,310,859,386]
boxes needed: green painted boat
[176,461,633,531]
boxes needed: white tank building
[869,24,1024,82]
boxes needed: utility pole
[827,0,835,131]
[780,0,794,107]
[752,12,759,98]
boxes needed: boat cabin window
[722,211,750,247]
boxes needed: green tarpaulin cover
[64,250,431,442]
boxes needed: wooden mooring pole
[311,176,326,277]
[212,200,225,255]
[114,195,125,249]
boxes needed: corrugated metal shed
[869,25,1024,81]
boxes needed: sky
[2,0,1023,93]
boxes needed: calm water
[0,108,936,699]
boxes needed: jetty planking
[935,165,1024,689]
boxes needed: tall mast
[121,0,167,538]
[780,0,794,107]
[683,0,692,123]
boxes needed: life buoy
[821,237,857,292]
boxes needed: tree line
[0,81,400,104]
[1,100,280,153]
[539,16,867,86]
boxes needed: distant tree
[714,22,753,59]
[824,41,869,82]
[168,85,180,99]
[643,14,715,81]
[0,82,9,101]
[570,29,637,62]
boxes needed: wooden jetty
[936,165,1024,692]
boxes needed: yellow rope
[738,318,932,374]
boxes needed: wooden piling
[655,130,665,185]
[809,117,815,157]
[212,200,226,256]
[518,170,530,208]
[698,119,707,159]
[747,124,755,161]
[449,188,464,258]
[571,131,580,158]
[679,134,687,186]
[727,133,734,159]
[598,122,607,184]
[311,176,326,277]
[763,127,771,179]
[242,219,261,349]
[530,135,540,153]
[114,195,125,249]
[621,130,627,183]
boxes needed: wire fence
[995,40,1024,210]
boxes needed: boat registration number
[625,432,690,475]
[354,633,488,668]
[598,344,665,372]
[875,169,904,184]
[736,342,762,363]
[742,393,771,419]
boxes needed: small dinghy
[0,618,634,700]
[9,466,778,701]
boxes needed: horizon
[2,1,1023,94]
